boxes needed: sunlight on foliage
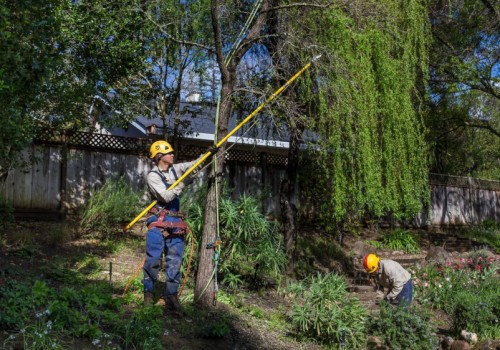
[184,187,286,288]
[367,302,438,350]
[460,221,500,253]
[412,253,500,340]
[289,273,367,349]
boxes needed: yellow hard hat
[363,254,380,274]
[149,140,174,159]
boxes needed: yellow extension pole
[122,55,320,233]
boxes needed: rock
[460,330,477,344]
[367,336,388,349]
[451,340,470,350]
[352,241,375,259]
[426,245,450,263]
[441,336,454,350]
[474,339,500,350]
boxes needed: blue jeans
[395,279,413,307]
[142,227,185,296]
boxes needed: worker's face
[158,152,175,167]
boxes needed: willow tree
[267,0,430,257]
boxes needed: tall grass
[80,177,143,237]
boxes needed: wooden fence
[1,131,499,226]
[420,174,500,226]
[0,132,287,218]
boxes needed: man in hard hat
[142,140,216,313]
[363,253,413,307]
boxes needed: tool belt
[147,209,188,237]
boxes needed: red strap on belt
[148,221,188,231]
[147,209,188,233]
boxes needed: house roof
[133,102,295,149]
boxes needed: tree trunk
[280,124,303,272]
[194,0,269,308]
[193,160,223,307]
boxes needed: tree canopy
[426,0,500,179]
[0,0,147,177]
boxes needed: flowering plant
[412,251,499,339]
[464,250,497,273]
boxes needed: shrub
[195,312,232,338]
[465,249,497,273]
[289,273,367,349]
[413,264,469,310]
[80,177,143,237]
[367,302,438,350]
[0,278,164,349]
[447,279,500,339]
[184,189,286,287]
[381,229,420,253]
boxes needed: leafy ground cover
[0,219,499,350]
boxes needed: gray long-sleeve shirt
[147,157,201,203]
[376,259,411,300]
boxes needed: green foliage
[80,177,143,237]
[367,302,438,350]
[0,277,163,349]
[294,0,430,229]
[222,272,244,290]
[449,284,499,338]
[365,240,384,250]
[461,222,500,253]
[120,307,164,349]
[293,234,350,278]
[413,264,468,310]
[365,229,421,253]
[413,256,500,339]
[426,0,500,179]
[0,0,63,175]
[0,1,147,175]
[111,0,213,136]
[195,311,231,339]
[289,273,367,349]
[380,229,421,253]
[185,189,286,287]
[0,280,32,329]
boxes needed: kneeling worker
[363,253,413,307]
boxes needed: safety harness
[147,168,188,237]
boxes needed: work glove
[182,176,194,186]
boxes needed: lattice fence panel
[36,130,288,166]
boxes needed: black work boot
[144,292,154,306]
[165,294,184,315]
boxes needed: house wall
[1,134,500,226]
